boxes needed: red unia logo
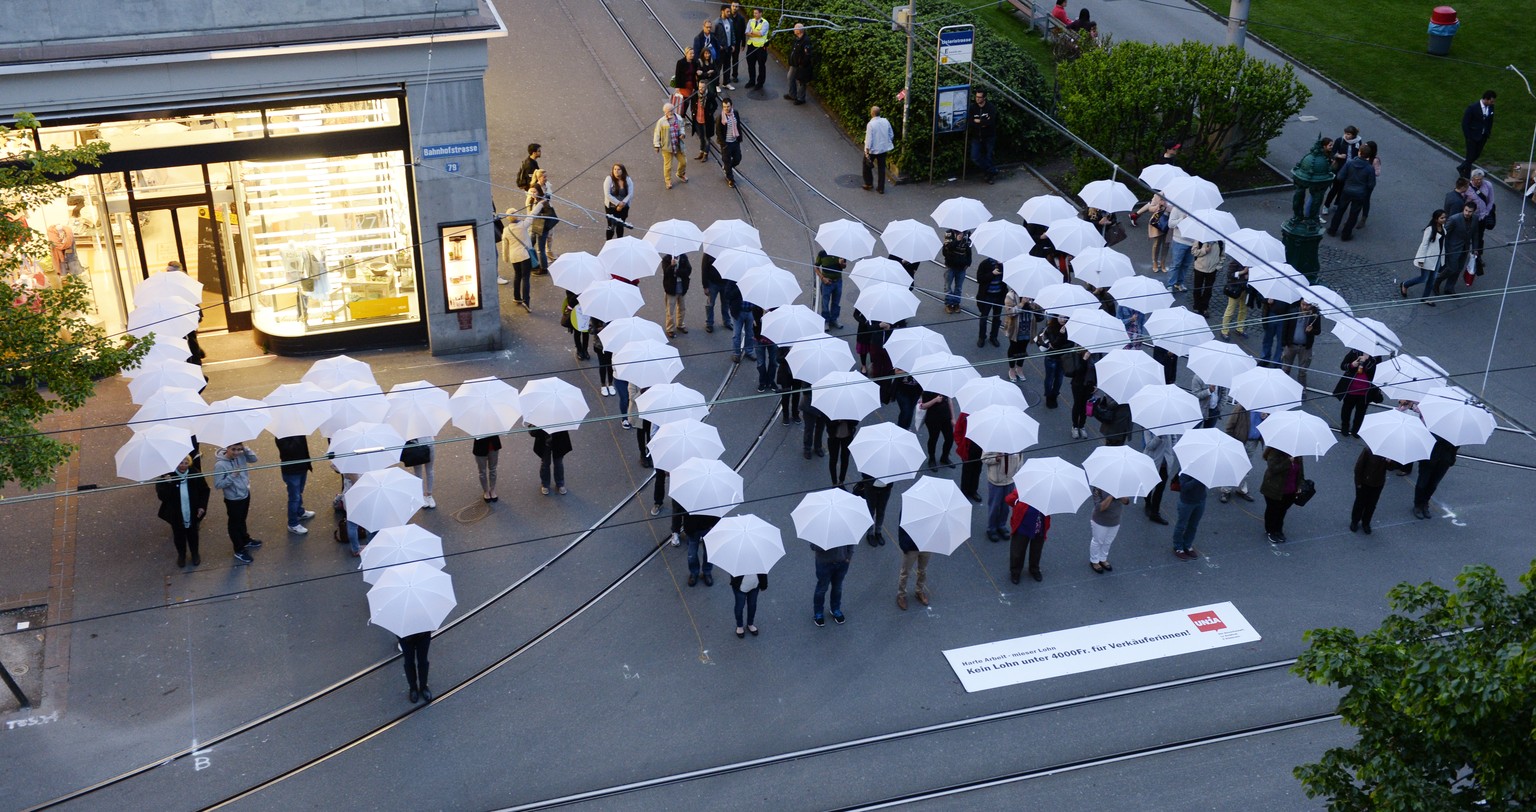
[1188,610,1226,632]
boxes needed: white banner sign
[943,602,1261,692]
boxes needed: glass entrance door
[131,204,229,331]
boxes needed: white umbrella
[669,457,744,517]
[130,387,208,433]
[127,359,205,404]
[329,421,406,475]
[1035,282,1101,317]
[1138,163,1188,191]
[737,265,802,309]
[1300,284,1353,319]
[787,336,855,385]
[1093,349,1163,403]
[320,380,389,437]
[811,371,881,422]
[1012,457,1091,515]
[448,377,521,436]
[264,382,333,438]
[367,562,456,637]
[884,327,949,372]
[519,377,590,432]
[1062,308,1129,352]
[635,382,709,425]
[815,219,876,261]
[648,418,725,471]
[880,219,943,262]
[135,270,202,305]
[971,220,1035,260]
[911,352,980,396]
[302,354,376,390]
[955,376,1027,414]
[613,340,685,389]
[761,305,824,345]
[1044,217,1106,256]
[1359,409,1437,465]
[643,219,704,257]
[713,245,771,281]
[122,335,192,376]
[966,404,1039,453]
[1418,387,1496,446]
[701,218,762,253]
[360,525,444,585]
[198,396,272,447]
[1071,246,1134,288]
[1247,262,1305,303]
[578,279,645,322]
[1229,367,1302,412]
[791,488,873,550]
[846,256,911,290]
[704,514,785,575]
[126,299,200,339]
[1331,317,1400,356]
[1257,411,1337,458]
[1108,275,1174,312]
[849,423,926,483]
[1161,175,1224,212]
[597,317,668,353]
[345,468,426,531]
[1376,355,1447,403]
[1001,253,1060,300]
[1175,208,1239,244]
[930,197,991,232]
[1129,384,1203,435]
[1018,194,1078,225]
[1078,179,1139,213]
[1223,228,1285,268]
[1172,428,1251,488]
[598,236,661,281]
[1082,446,1161,499]
[385,381,452,440]
[854,282,920,324]
[1187,339,1256,389]
[1144,306,1214,357]
[115,424,194,481]
[899,476,973,555]
[548,252,609,294]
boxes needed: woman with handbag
[1131,194,1170,273]
[1219,260,1250,340]
[1334,349,1379,437]
[729,572,766,638]
[1260,447,1305,543]
[1401,209,1446,302]
[526,168,557,271]
[402,438,435,509]
[601,163,633,241]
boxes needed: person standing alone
[716,98,744,189]
[1457,90,1496,179]
[967,89,999,184]
[784,24,813,105]
[863,106,894,194]
[653,102,689,190]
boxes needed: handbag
[1154,210,1170,232]
[1292,478,1317,506]
[1223,279,1245,299]
[1483,204,1496,231]
[1103,221,1127,247]
[400,440,431,467]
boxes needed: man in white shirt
[863,106,895,194]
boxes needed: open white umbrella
[648,419,724,471]
[1187,340,1256,388]
[955,376,1027,414]
[1175,208,1239,244]
[931,197,991,232]
[701,218,762,253]
[1376,355,1447,403]
[329,421,405,475]
[519,377,589,432]
[884,327,948,372]
[360,525,444,585]
[880,219,943,262]
[1223,228,1285,268]
[1138,163,1188,191]
[123,335,192,376]
[1071,246,1134,288]
[966,404,1039,453]
[302,354,376,390]
[1035,282,1100,317]
[669,457,744,517]
[787,336,855,385]
[912,352,980,396]
[761,305,824,345]
[367,562,456,637]
[598,236,661,281]
[449,377,521,436]
[1012,457,1091,515]
[815,219,876,261]
[1093,349,1163,403]
[1144,306,1214,357]
[345,467,425,531]
[1360,410,1436,464]
[135,270,202,305]
[792,488,872,550]
[846,257,911,290]
[1063,308,1129,352]
[126,299,200,339]
[1300,284,1353,319]
[597,317,668,354]
[1247,262,1305,303]
[854,282,919,324]
[385,381,452,440]
[1172,428,1250,488]
[127,359,206,404]
[713,245,771,281]
[320,380,389,437]
[1330,317,1400,357]
[1018,194,1078,225]
[548,252,609,294]
[198,396,272,447]
[971,220,1035,260]
[643,218,704,256]
[115,424,194,481]
[811,371,881,422]
[1001,253,1060,300]
[1078,179,1139,213]
[1044,217,1106,256]
[130,387,208,433]
[737,265,801,309]
[578,279,645,322]
[849,423,926,483]
[613,340,684,389]
[1257,411,1336,458]
[899,476,973,555]
[1129,384,1203,435]
[635,382,709,425]
[1418,387,1496,446]
[1108,275,1174,312]
[1161,175,1224,212]
[1229,367,1302,412]
[264,382,332,438]
[704,515,785,575]
[1082,446,1160,499]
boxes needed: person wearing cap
[1158,139,1181,165]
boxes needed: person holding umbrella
[530,426,572,496]
[1088,485,1128,573]
[399,631,432,703]
[1169,456,1208,560]
[683,511,718,587]
[730,572,766,638]
[894,528,930,610]
[156,455,210,568]
[983,450,1024,541]
[1004,489,1049,583]
[919,390,954,467]
[1352,447,1391,534]
[472,434,502,502]
[856,474,893,546]
[826,418,858,487]
[1260,447,1305,543]
[1333,349,1380,438]
[275,434,317,535]
[811,540,853,626]
[212,442,262,564]
[1412,437,1459,520]
[1219,404,1260,504]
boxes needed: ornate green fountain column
[1281,138,1335,284]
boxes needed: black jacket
[976,258,1006,301]
[1444,212,1479,254]
[529,428,572,458]
[1337,156,1376,199]
[156,472,211,525]
[1282,310,1322,348]
[661,254,692,296]
[275,435,313,476]
[968,99,998,138]
[942,231,973,270]
[788,34,814,79]
[1461,101,1493,144]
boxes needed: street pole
[1227,0,1250,49]
[901,2,914,141]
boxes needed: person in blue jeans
[966,89,999,183]
[811,541,854,626]
[1164,207,1195,292]
[1171,470,1208,560]
[755,319,777,391]
[682,512,718,586]
[274,435,316,534]
[701,253,733,333]
[1259,297,1293,368]
[814,249,846,329]
[1038,316,1067,409]
[730,286,757,362]
[940,229,972,313]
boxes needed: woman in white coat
[499,209,534,311]
[1400,209,1445,303]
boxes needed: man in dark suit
[1458,90,1496,178]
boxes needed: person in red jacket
[954,411,983,503]
[1004,490,1051,584]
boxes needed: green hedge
[770,1,1059,181]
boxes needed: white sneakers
[423,495,436,509]
[289,524,308,534]
[300,510,316,520]
[669,533,681,547]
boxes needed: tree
[1058,41,1310,183]
[1293,562,1536,810]
[2,113,148,491]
